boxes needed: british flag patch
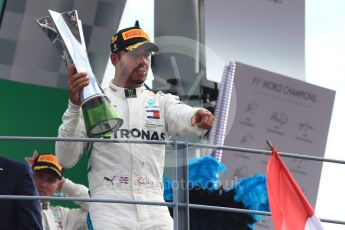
[119,177,129,184]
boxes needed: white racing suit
[56,82,207,229]
[42,179,89,230]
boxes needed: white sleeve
[54,206,88,230]
[65,208,88,230]
[161,93,208,137]
[61,178,90,211]
[55,100,87,168]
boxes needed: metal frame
[1,136,345,228]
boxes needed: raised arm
[56,178,90,230]
[55,64,89,168]
[60,178,90,210]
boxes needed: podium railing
[1,136,345,229]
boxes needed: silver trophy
[36,10,123,137]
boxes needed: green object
[0,0,6,27]
[82,96,123,137]
[0,79,88,208]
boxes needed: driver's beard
[125,72,146,86]
[127,77,145,85]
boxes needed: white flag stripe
[305,215,324,230]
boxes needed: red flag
[267,146,323,230]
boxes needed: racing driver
[56,24,215,229]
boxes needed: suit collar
[109,81,144,99]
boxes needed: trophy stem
[82,96,123,137]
